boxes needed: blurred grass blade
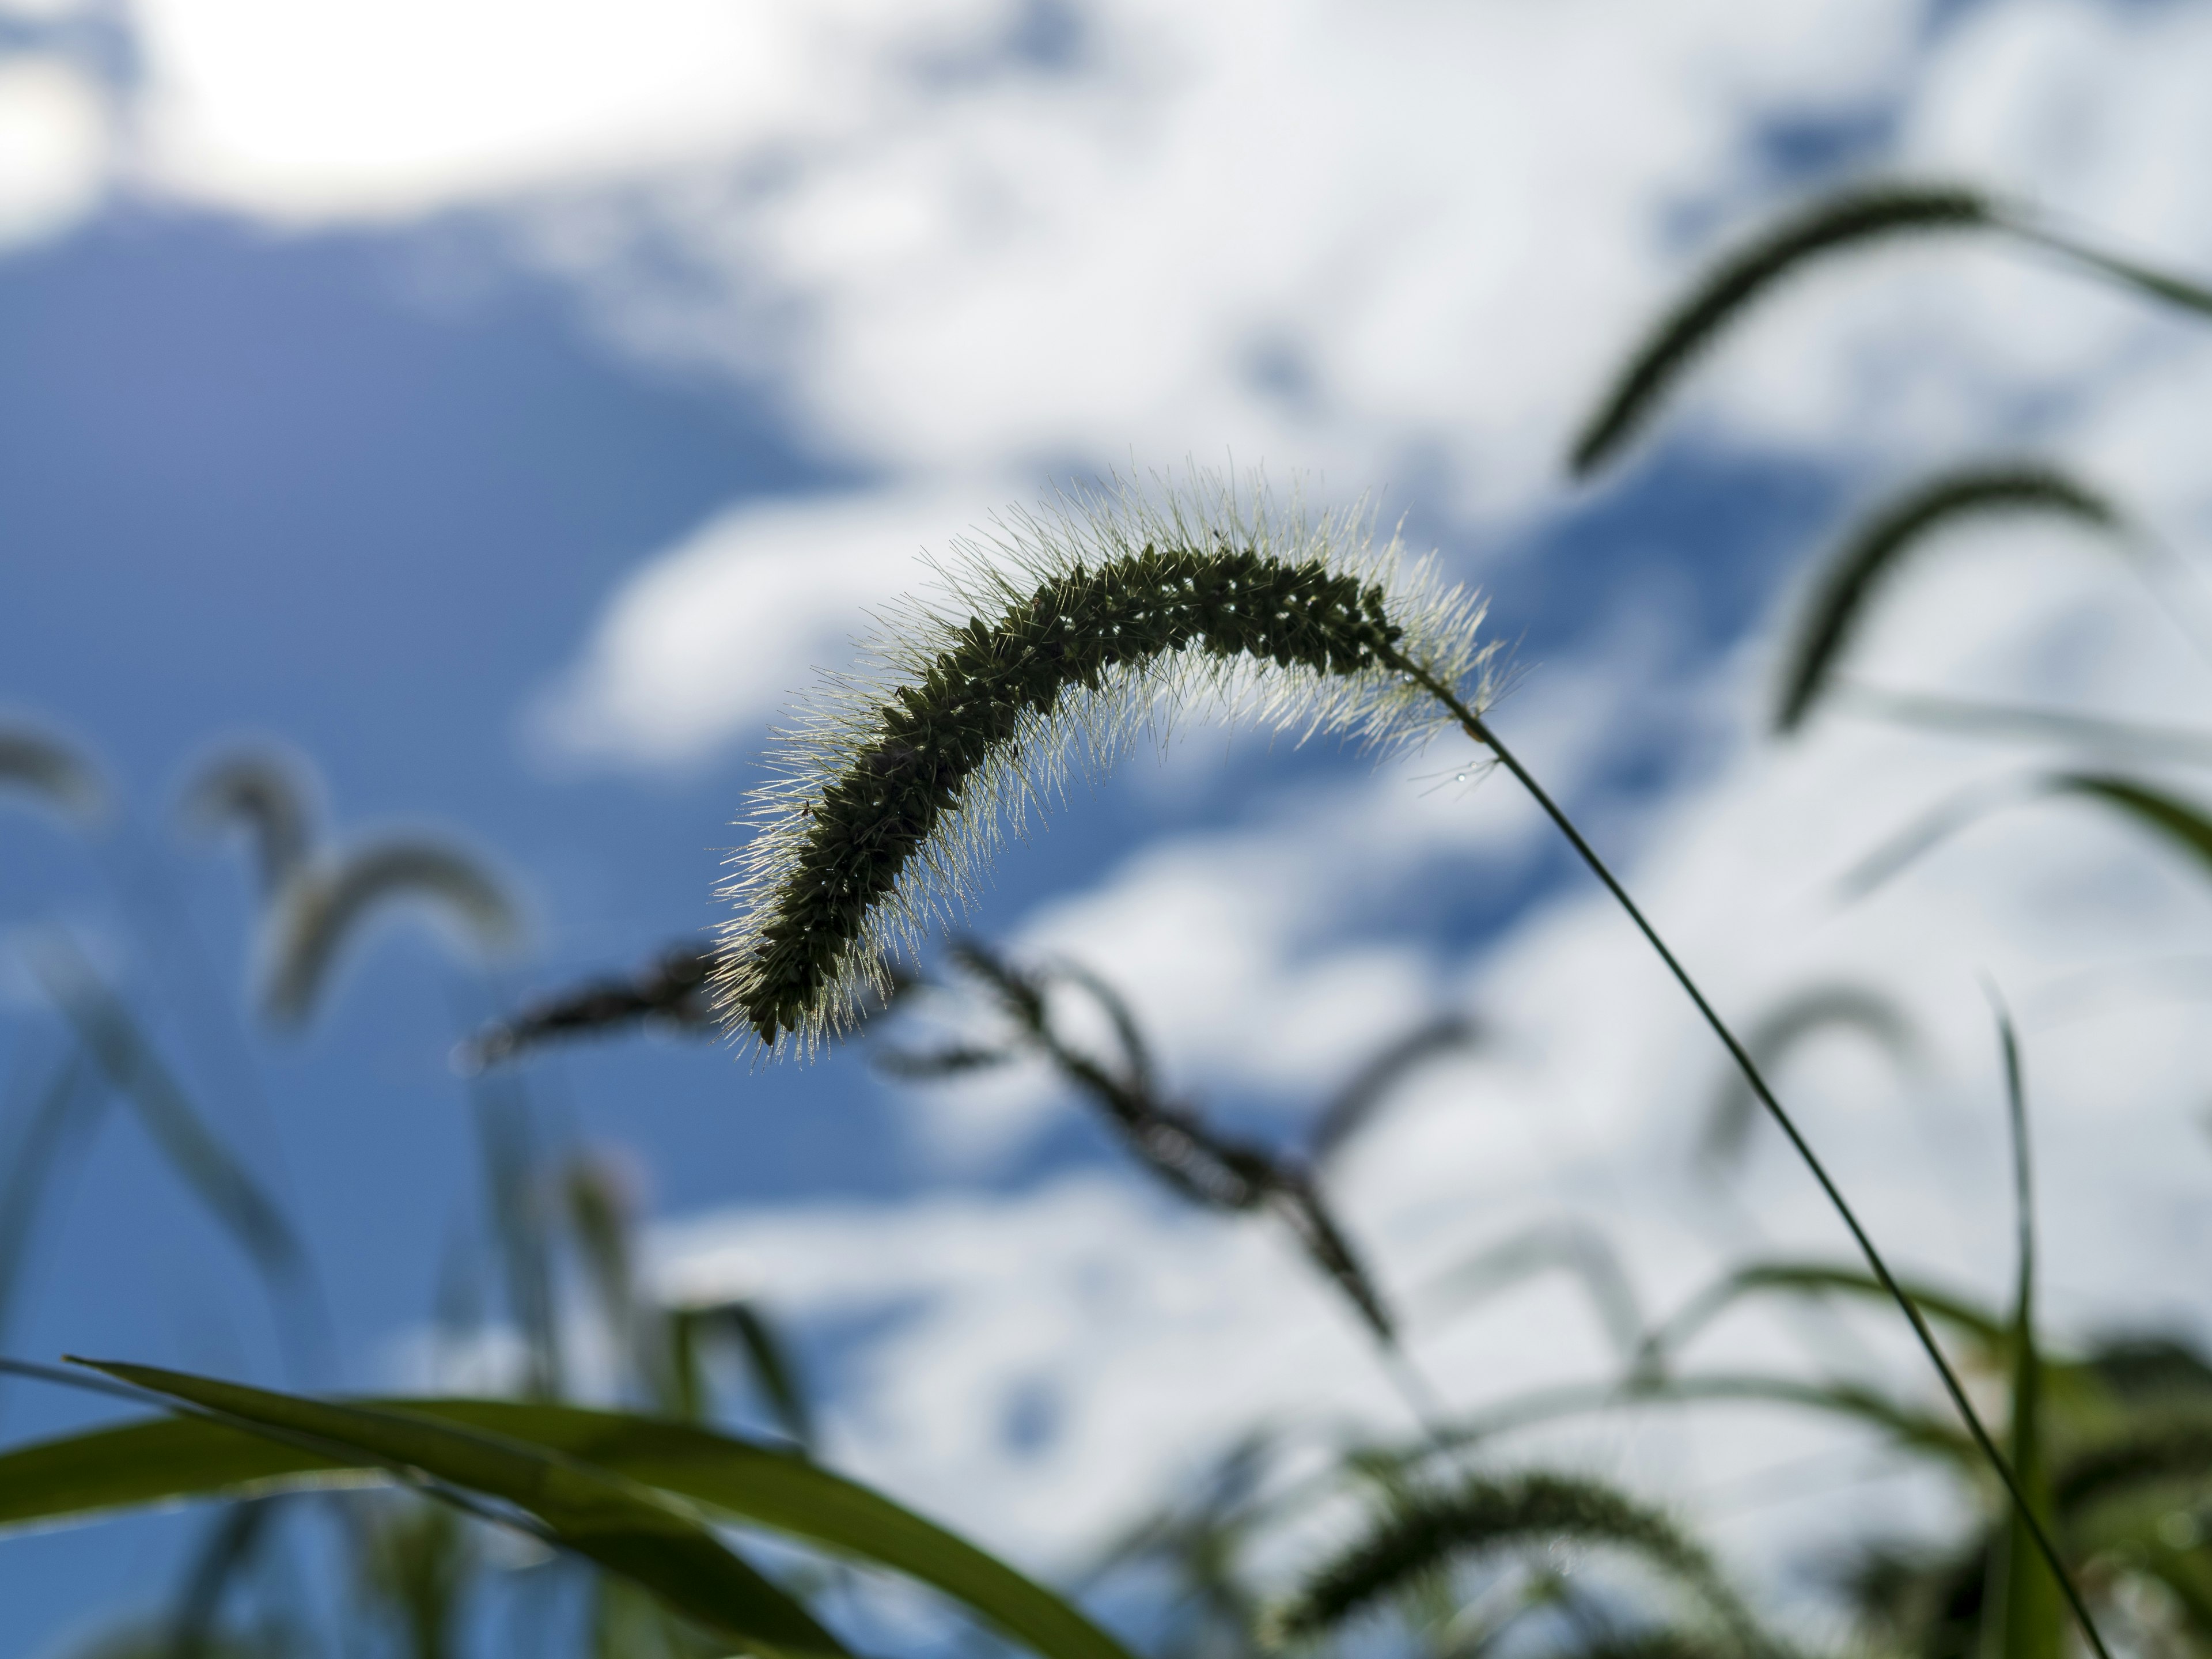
[1700,986,1917,1173]
[1418,1221,1642,1363]
[724,1300,815,1450]
[168,1497,282,1659]
[1571,183,1996,475]
[0,724,106,823]
[73,1361,851,1659]
[2019,224,2212,320]
[1832,682,2212,767]
[1268,1469,1769,1652]
[264,839,520,1028]
[179,750,318,902]
[29,937,307,1294]
[0,1395,1138,1659]
[0,1051,107,1367]
[1641,1260,2005,1377]
[1775,466,2123,734]
[469,1070,560,1399]
[1843,771,2212,900]
[1430,1372,1978,1474]
[562,1152,645,1402]
[1984,1001,2061,1659]
[1308,1013,1480,1169]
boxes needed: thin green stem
[1390,657,2112,1659]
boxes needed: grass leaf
[1700,985,1918,1172]
[0,1392,1137,1659]
[1570,183,1996,476]
[1308,1013,1480,1169]
[1843,771,2212,900]
[264,839,520,1028]
[179,749,319,901]
[68,1361,852,1659]
[1775,465,2122,734]
[1984,1003,2061,1659]
[29,938,307,1294]
[0,724,105,823]
[1640,1260,2006,1378]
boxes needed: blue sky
[8,1,2212,1651]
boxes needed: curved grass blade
[358,1495,478,1659]
[1418,1220,1642,1365]
[1571,183,1996,475]
[1700,985,1918,1173]
[2014,222,2212,321]
[168,1497,283,1659]
[29,937,308,1301]
[1308,1013,1480,1170]
[1775,466,2123,733]
[0,724,106,823]
[468,1069,560,1400]
[70,1361,851,1659]
[1268,1470,1768,1653]
[1639,1260,2005,1379]
[264,839,520,1028]
[1830,681,2212,768]
[1842,771,2212,901]
[180,751,318,902]
[0,1051,106,1370]
[1983,997,2061,1659]
[0,1393,1138,1659]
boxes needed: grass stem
[1391,655,2112,1659]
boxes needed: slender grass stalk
[1385,655,2112,1659]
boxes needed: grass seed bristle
[717,476,1495,1052]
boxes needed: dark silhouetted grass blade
[1986,1002,2062,1659]
[1571,184,1996,476]
[1775,466,2123,734]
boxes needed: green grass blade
[1570,183,1997,476]
[1843,771,2212,900]
[1985,1003,2061,1659]
[29,939,306,1290]
[0,1395,1137,1659]
[1641,1260,2005,1378]
[1699,986,1918,1173]
[263,838,519,1028]
[2018,225,2212,321]
[1418,1220,1643,1364]
[468,1070,561,1399]
[71,1362,851,1659]
[0,724,106,823]
[0,1051,107,1365]
[1775,465,2122,734]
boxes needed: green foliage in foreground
[0,1366,1135,1659]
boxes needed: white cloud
[0,56,108,249]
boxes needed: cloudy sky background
[7,0,2212,1650]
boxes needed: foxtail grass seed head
[718,477,1497,1052]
